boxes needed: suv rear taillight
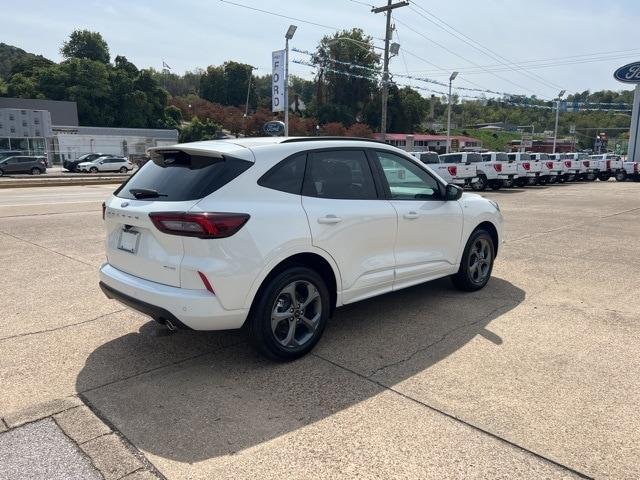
[522,162,530,171]
[447,166,457,176]
[149,212,250,239]
[606,160,611,170]
[564,160,572,168]
[546,162,554,169]
[493,164,502,173]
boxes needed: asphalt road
[1,182,639,479]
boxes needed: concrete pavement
[1,182,639,479]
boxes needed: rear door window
[116,151,252,201]
[302,150,377,200]
[258,153,306,194]
[468,153,483,163]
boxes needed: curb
[0,179,125,189]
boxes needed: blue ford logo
[614,62,640,83]
[263,121,285,136]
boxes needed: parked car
[436,152,479,187]
[563,153,594,181]
[0,155,47,176]
[589,154,626,181]
[63,153,108,172]
[99,138,503,360]
[78,155,133,173]
[507,152,541,186]
[529,153,563,184]
[622,157,640,182]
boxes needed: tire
[514,178,526,187]
[614,171,627,182]
[451,229,495,292]
[490,181,501,190]
[89,167,98,173]
[548,176,557,184]
[119,166,128,173]
[247,266,330,361]
[472,175,487,191]
[30,168,41,175]
[0,169,4,177]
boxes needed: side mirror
[445,183,463,201]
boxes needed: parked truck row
[409,151,639,190]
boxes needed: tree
[61,30,110,63]
[346,123,373,138]
[179,117,222,143]
[312,28,380,126]
[6,73,41,98]
[321,122,346,136]
[163,105,183,128]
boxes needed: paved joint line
[0,229,95,268]
[506,205,640,244]
[0,309,127,343]
[0,209,97,219]
[312,353,594,480]
[79,393,168,480]
[79,339,247,396]
[0,417,8,429]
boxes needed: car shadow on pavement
[77,276,524,463]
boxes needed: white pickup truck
[413,152,478,187]
[622,157,640,182]
[589,154,626,181]
[551,153,580,181]
[507,152,541,186]
[564,153,595,181]
[530,153,563,184]
[474,152,518,190]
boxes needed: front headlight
[488,200,500,212]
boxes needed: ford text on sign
[614,62,640,84]
[272,50,285,112]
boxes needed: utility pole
[552,90,566,154]
[372,0,408,141]
[446,71,458,154]
[284,25,297,137]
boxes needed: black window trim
[257,151,308,195]
[366,148,446,201]
[259,147,385,200]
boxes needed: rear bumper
[99,263,248,330]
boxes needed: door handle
[318,215,342,224]
[403,211,419,220]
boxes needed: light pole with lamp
[446,71,459,154]
[552,90,566,154]
[284,25,297,137]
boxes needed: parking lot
[1,181,639,479]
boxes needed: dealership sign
[272,50,285,112]
[613,62,640,83]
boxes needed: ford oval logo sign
[263,121,285,136]
[614,62,640,84]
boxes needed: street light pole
[446,71,458,154]
[552,89,566,154]
[284,25,297,137]
[244,66,254,119]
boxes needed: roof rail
[281,136,386,144]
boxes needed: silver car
[77,156,133,173]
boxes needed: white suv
[78,155,133,173]
[100,138,503,360]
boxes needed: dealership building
[373,133,482,153]
[0,98,178,164]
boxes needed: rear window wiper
[129,188,168,199]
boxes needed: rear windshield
[467,153,483,163]
[115,151,252,201]
[440,154,463,163]
[418,152,440,164]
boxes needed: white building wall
[54,134,172,161]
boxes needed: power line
[392,17,541,97]
[408,1,563,92]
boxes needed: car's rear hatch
[104,143,254,287]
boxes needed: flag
[162,61,171,70]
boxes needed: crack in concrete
[0,209,96,219]
[0,309,127,343]
[0,230,95,268]
[366,301,515,378]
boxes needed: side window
[258,153,306,195]
[507,154,516,161]
[302,150,377,200]
[444,154,463,163]
[375,151,441,201]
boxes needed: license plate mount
[118,229,140,254]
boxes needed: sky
[3,0,640,100]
